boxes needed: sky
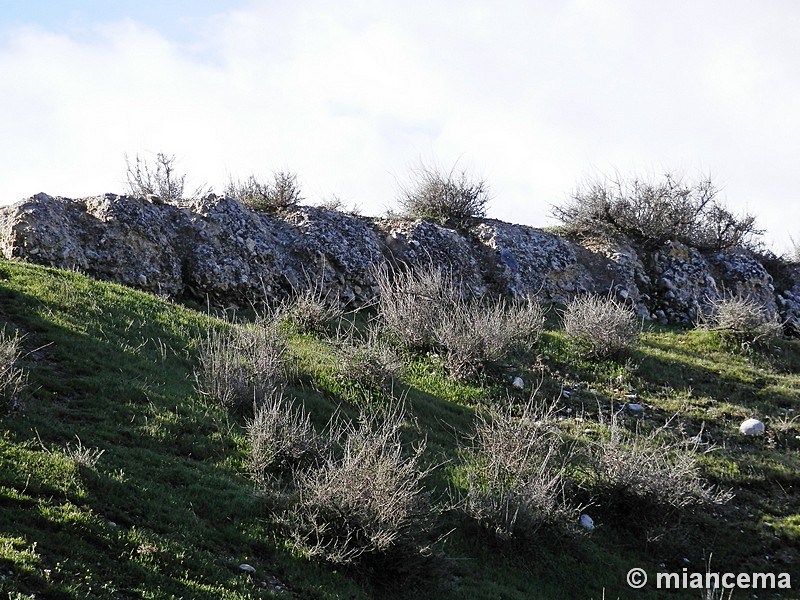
[1,0,798,252]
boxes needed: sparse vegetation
[552,171,762,250]
[433,295,545,380]
[563,293,640,357]
[397,161,490,227]
[581,411,733,510]
[225,171,304,212]
[285,404,432,567]
[0,326,27,413]
[194,314,287,411]
[700,295,782,348]
[124,151,207,202]
[0,259,797,599]
[457,398,574,540]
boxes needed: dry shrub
[335,325,404,392]
[286,285,344,335]
[397,161,489,228]
[195,315,286,411]
[225,171,303,212]
[124,151,208,202]
[700,295,782,347]
[0,327,27,413]
[286,404,432,566]
[434,296,545,380]
[374,264,461,351]
[563,294,639,358]
[584,412,732,509]
[552,171,761,250]
[247,391,324,485]
[458,398,575,540]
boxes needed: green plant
[458,398,574,540]
[0,326,27,413]
[562,294,640,358]
[226,171,303,211]
[552,171,761,250]
[396,161,489,227]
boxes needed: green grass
[0,260,798,599]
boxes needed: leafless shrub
[63,436,105,469]
[552,171,762,250]
[700,295,782,347]
[194,315,286,411]
[285,285,344,335]
[247,390,324,485]
[397,161,490,228]
[286,404,431,565]
[584,412,732,509]
[225,171,304,212]
[124,152,207,202]
[458,398,575,540]
[0,327,27,413]
[433,296,545,380]
[563,294,640,358]
[374,264,461,351]
[335,325,405,391]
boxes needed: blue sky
[1,0,798,251]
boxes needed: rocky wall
[0,193,797,332]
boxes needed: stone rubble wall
[0,193,797,331]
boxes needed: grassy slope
[0,260,798,599]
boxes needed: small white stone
[625,403,645,414]
[239,563,256,575]
[739,418,765,436]
[579,514,594,530]
[512,376,525,389]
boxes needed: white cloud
[0,1,798,251]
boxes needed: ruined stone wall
[0,193,796,331]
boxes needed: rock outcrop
[0,193,797,332]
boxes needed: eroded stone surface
[0,193,797,324]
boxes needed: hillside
[1,259,799,599]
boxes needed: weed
[552,170,761,250]
[434,296,544,380]
[0,326,27,413]
[195,314,287,411]
[62,436,105,469]
[124,151,207,202]
[374,264,460,351]
[225,171,303,212]
[457,397,575,540]
[246,390,324,485]
[581,411,733,510]
[285,404,432,566]
[699,295,782,349]
[335,325,405,392]
[562,294,640,358]
[396,160,490,228]
[285,285,344,335]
